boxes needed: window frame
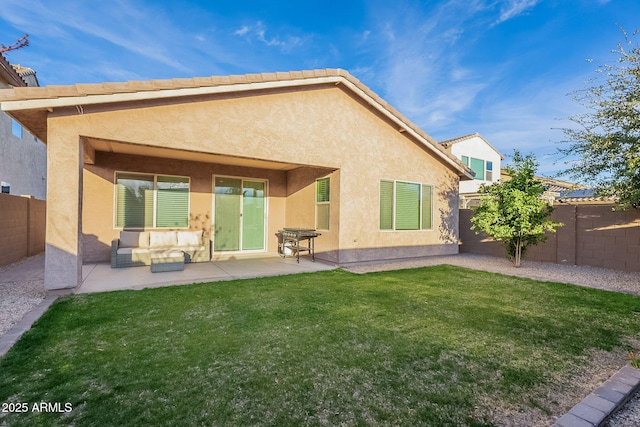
[379,179,433,231]
[114,171,190,230]
[315,176,330,231]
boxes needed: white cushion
[177,230,202,246]
[138,232,150,248]
[149,231,177,248]
[119,231,150,248]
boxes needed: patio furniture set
[111,228,321,272]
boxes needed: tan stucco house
[0,68,472,290]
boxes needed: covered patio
[79,255,336,294]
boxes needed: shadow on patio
[79,255,336,294]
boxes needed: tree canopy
[471,151,563,267]
[559,28,640,207]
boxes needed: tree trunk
[514,238,522,268]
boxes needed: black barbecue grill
[276,228,321,263]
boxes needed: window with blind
[380,180,433,231]
[316,177,330,230]
[115,172,189,229]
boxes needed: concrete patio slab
[77,255,336,294]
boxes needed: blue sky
[1,0,639,176]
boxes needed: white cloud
[358,1,494,133]
[234,26,250,36]
[0,0,192,74]
[232,21,304,52]
[494,0,541,25]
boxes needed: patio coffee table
[150,252,185,273]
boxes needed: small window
[1,181,10,194]
[461,155,469,166]
[485,161,493,181]
[315,177,330,230]
[11,120,22,138]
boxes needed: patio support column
[44,126,83,290]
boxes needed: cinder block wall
[28,198,46,257]
[460,205,640,272]
[0,193,46,266]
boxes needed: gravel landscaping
[0,254,46,338]
[1,252,639,425]
[344,253,640,296]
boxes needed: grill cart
[276,228,321,263]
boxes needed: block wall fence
[0,193,45,267]
[460,205,640,272]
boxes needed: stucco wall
[50,83,461,268]
[0,111,47,199]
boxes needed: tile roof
[0,69,351,101]
[0,53,26,87]
[0,68,472,178]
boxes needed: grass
[1,265,640,426]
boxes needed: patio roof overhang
[82,136,321,171]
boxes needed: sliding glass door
[213,177,266,252]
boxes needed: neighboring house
[0,54,46,199]
[534,176,615,205]
[0,68,473,290]
[440,133,503,208]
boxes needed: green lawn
[1,266,640,426]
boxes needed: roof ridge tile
[171,77,197,88]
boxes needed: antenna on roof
[0,34,29,54]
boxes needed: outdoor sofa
[111,230,210,268]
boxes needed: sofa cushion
[119,231,150,248]
[138,232,150,248]
[149,231,178,248]
[177,230,202,246]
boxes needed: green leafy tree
[559,28,640,207]
[470,151,563,267]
